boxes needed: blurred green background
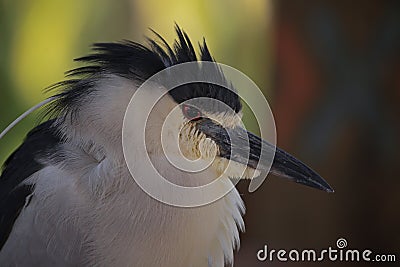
[0,0,399,266]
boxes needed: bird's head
[141,81,333,192]
[48,25,333,193]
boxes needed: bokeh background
[0,0,399,266]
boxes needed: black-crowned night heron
[0,26,333,266]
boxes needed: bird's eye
[182,104,202,121]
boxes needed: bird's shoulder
[0,119,61,249]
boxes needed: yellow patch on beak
[179,121,261,181]
[179,122,219,161]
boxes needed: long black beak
[196,119,334,192]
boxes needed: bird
[0,25,333,267]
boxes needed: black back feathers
[0,120,60,249]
